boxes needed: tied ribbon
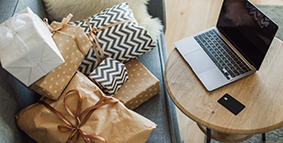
[85,19,133,64]
[0,12,51,82]
[0,13,32,50]
[38,89,120,143]
[43,14,87,56]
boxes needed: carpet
[257,5,283,41]
[210,5,283,143]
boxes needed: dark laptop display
[217,0,278,70]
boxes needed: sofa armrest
[0,0,47,24]
[147,0,166,32]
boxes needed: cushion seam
[12,0,20,16]
[157,33,174,143]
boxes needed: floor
[163,0,283,142]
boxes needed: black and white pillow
[69,2,156,75]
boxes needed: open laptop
[174,0,278,91]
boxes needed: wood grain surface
[165,38,283,141]
[164,1,283,142]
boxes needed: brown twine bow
[85,19,133,64]
[38,89,120,143]
[43,14,86,56]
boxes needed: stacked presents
[0,3,161,143]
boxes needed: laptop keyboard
[194,29,251,80]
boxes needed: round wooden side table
[165,38,283,142]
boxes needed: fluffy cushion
[43,0,163,39]
[69,2,156,75]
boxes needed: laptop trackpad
[184,49,216,74]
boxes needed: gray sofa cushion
[136,33,181,143]
[0,3,45,142]
[0,65,41,143]
[0,0,181,143]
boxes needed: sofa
[0,0,181,143]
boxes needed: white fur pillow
[43,0,163,39]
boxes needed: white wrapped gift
[0,7,64,86]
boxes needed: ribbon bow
[43,14,87,56]
[0,12,55,80]
[85,19,133,64]
[39,90,120,143]
[0,13,34,58]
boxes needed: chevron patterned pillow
[69,2,156,75]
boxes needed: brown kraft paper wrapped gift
[29,14,92,100]
[113,58,160,110]
[16,71,157,143]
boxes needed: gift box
[0,7,65,86]
[29,14,92,100]
[113,58,160,110]
[69,2,156,75]
[16,71,157,143]
[89,57,128,95]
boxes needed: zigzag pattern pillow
[69,2,156,75]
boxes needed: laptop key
[193,29,251,80]
[228,70,236,78]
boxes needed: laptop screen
[216,0,278,70]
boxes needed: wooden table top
[165,38,283,134]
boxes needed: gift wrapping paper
[69,3,156,75]
[113,58,160,110]
[0,7,65,86]
[16,71,157,143]
[29,15,92,100]
[89,57,128,95]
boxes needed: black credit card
[218,93,245,115]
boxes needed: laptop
[174,0,278,91]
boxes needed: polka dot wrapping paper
[16,71,157,143]
[0,7,65,86]
[29,21,92,100]
[113,58,160,110]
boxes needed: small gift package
[89,57,128,95]
[113,58,160,110]
[69,2,156,75]
[16,71,157,143]
[0,7,65,86]
[29,14,92,100]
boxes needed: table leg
[206,128,211,143]
[197,123,254,143]
[262,133,266,141]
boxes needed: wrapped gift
[29,14,92,100]
[0,7,64,86]
[89,57,128,95]
[113,58,160,110]
[16,71,157,143]
[69,2,156,75]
